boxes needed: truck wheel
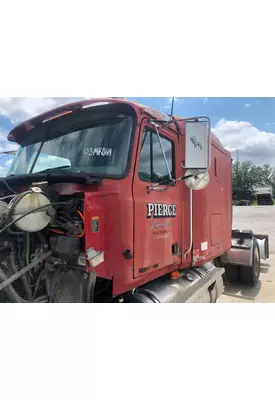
[224,265,239,283]
[240,239,260,286]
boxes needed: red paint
[193,249,199,258]
[5,98,232,298]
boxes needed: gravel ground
[218,205,275,303]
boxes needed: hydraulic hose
[0,250,52,293]
[10,245,32,300]
[0,267,27,303]
[0,268,49,303]
[0,194,16,201]
[85,271,97,303]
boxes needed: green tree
[232,160,254,192]
[232,161,275,197]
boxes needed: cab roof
[7,97,228,154]
[7,97,168,142]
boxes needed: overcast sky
[1,97,275,176]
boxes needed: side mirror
[184,118,211,170]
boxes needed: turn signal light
[170,271,180,280]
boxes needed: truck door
[133,122,182,279]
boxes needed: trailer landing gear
[221,230,268,287]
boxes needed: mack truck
[0,98,270,303]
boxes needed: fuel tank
[121,262,224,303]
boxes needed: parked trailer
[0,98,270,303]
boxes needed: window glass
[8,114,134,178]
[138,129,174,183]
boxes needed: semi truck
[254,186,273,205]
[0,98,270,303]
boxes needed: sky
[1,97,275,177]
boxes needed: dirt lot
[218,205,275,303]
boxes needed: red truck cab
[3,98,232,298]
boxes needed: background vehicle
[254,186,273,205]
[232,189,253,206]
[0,98,269,303]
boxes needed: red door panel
[133,123,182,279]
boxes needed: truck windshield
[8,112,134,178]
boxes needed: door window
[138,128,174,184]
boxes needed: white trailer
[254,186,273,205]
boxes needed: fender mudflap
[254,234,269,260]
[221,230,269,267]
[221,230,254,268]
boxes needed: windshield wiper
[1,167,103,188]
[33,165,71,174]
[4,166,70,179]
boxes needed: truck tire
[224,265,239,283]
[240,239,260,286]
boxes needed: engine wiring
[51,209,85,238]
[0,187,89,303]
